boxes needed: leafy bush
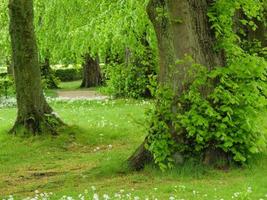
[0,76,15,97]
[41,63,60,89]
[103,63,153,98]
[147,55,267,170]
[41,74,60,89]
[103,46,158,98]
[54,67,82,82]
[146,0,267,170]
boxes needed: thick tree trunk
[9,0,63,135]
[128,0,225,170]
[128,138,153,171]
[41,57,59,89]
[80,54,102,88]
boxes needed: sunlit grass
[58,80,82,90]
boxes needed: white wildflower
[93,193,99,200]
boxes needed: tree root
[127,140,153,171]
[10,113,65,136]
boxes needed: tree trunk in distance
[80,54,102,88]
[8,0,64,135]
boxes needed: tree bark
[80,54,102,88]
[9,0,63,135]
[128,138,153,171]
[128,0,225,170]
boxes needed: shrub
[146,55,267,171]
[0,76,15,97]
[103,47,158,99]
[103,62,155,98]
[54,67,82,82]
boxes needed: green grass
[0,99,267,199]
[58,80,82,90]
[58,80,108,95]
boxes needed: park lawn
[58,80,105,93]
[0,98,266,200]
[58,80,83,90]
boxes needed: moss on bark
[8,0,64,135]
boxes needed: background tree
[80,53,102,88]
[1,0,158,97]
[8,0,63,134]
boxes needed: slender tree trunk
[128,0,225,170]
[9,0,63,135]
[80,54,102,88]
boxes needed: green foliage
[41,63,60,89]
[147,0,267,170]
[0,76,15,97]
[54,67,82,82]
[41,73,60,89]
[146,87,176,171]
[181,56,266,161]
[0,0,158,97]
[103,47,157,98]
[0,0,10,63]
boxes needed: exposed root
[127,140,153,171]
[10,113,65,136]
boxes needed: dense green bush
[147,56,267,170]
[0,76,15,97]
[54,67,82,82]
[103,45,158,98]
[103,62,156,98]
[145,0,267,170]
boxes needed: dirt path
[56,90,108,100]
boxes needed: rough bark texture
[128,0,225,170]
[41,57,59,89]
[127,138,153,171]
[9,0,63,135]
[80,54,102,88]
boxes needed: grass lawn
[58,80,105,93]
[58,80,82,90]
[0,98,266,200]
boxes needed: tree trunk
[80,54,102,88]
[128,138,153,171]
[8,0,63,135]
[128,0,225,170]
[40,57,59,89]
